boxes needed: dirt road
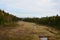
[0,21,60,40]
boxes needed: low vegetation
[0,9,19,27]
[20,15,60,30]
[0,9,60,30]
[0,21,60,40]
[0,9,60,40]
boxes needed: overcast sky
[0,0,60,17]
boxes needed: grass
[0,21,60,40]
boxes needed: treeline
[0,9,19,26]
[19,15,60,30]
[0,9,60,29]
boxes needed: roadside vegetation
[20,15,60,30]
[0,9,19,27]
[0,9,60,30]
[0,9,60,40]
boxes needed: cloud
[0,0,60,17]
[0,0,56,10]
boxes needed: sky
[0,0,60,18]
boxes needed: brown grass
[0,21,60,40]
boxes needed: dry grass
[0,21,60,40]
